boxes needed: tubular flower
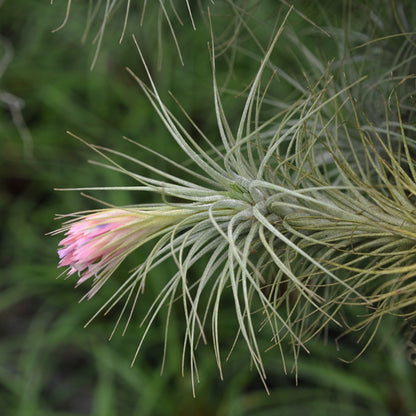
[58,207,190,297]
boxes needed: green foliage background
[0,0,415,415]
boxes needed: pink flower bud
[57,208,183,296]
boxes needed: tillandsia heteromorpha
[54,2,416,392]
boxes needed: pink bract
[58,209,148,286]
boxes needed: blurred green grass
[0,1,415,415]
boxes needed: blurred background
[0,0,415,415]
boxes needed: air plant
[55,1,416,391]
[51,0,198,69]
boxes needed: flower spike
[58,207,191,298]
